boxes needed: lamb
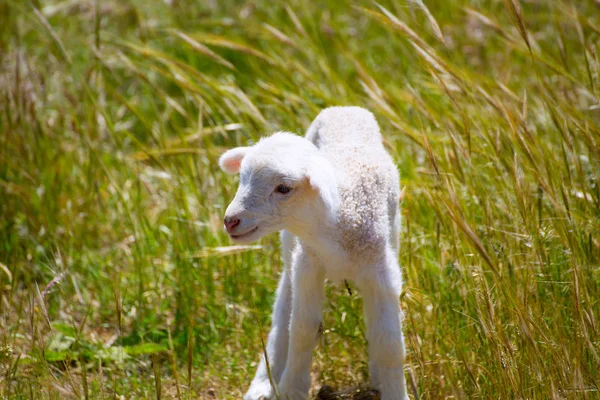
[219,106,408,400]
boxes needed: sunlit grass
[1,0,599,398]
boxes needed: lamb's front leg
[278,251,325,400]
[244,231,295,400]
[359,249,408,400]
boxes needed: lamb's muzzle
[223,215,241,233]
[219,106,407,400]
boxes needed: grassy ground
[1,0,599,398]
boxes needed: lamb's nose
[224,215,241,233]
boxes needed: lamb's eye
[276,184,292,194]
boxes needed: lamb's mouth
[230,226,258,239]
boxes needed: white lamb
[219,106,408,400]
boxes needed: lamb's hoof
[244,381,274,400]
[316,385,381,400]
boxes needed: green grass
[1,0,599,398]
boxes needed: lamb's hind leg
[358,248,408,400]
[244,231,295,400]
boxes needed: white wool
[220,107,407,400]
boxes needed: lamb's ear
[219,147,250,174]
[306,157,341,221]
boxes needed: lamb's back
[306,107,399,258]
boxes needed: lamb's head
[219,132,339,244]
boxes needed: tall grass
[1,0,599,398]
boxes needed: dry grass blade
[389,119,425,148]
[188,245,263,258]
[503,0,530,52]
[436,190,499,276]
[223,85,268,124]
[420,127,440,177]
[411,42,448,75]
[32,7,72,64]
[0,262,12,282]
[164,123,244,147]
[152,353,162,400]
[285,5,308,37]
[167,327,182,400]
[114,42,215,95]
[41,0,82,17]
[448,209,498,276]
[368,4,430,51]
[359,80,397,119]
[571,3,596,95]
[365,4,461,85]
[188,32,275,64]
[263,23,299,48]
[464,8,514,41]
[40,271,67,297]
[410,0,446,45]
[34,282,52,329]
[170,29,235,70]
[130,148,206,161]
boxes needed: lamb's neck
[287,207,341,258]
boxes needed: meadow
[1,0,599,398]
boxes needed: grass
[1,0,599,398]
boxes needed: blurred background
[1,0,599,398]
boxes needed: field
[1,0,600,398]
